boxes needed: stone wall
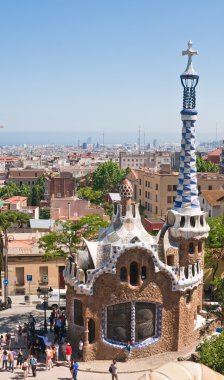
[66,247,202,360]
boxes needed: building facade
[63,42,210,361]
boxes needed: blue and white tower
[174,40,200,212]
[167,41,209,261]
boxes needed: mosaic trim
[102,301,162,349]
[174,120,200,211]
[64,242,203,295]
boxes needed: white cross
[182,40,198,71]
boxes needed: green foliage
[93,161,126,193]
[39,214,109,259]
[0,211,30,236]
[199,332,224,374]
[0,175,45,207]
[39,208,50,219]
[206,216,224,248]
[196,155,219,173]
[77,187,103,205]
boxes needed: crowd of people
[0,309,82,379]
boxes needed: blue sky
[0,0,223,145]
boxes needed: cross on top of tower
[182,40,198,75]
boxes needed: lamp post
[4,235,14,305]
[37,286,53,333]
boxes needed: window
[167,185,172,191]
[141,266,147,280]
[106,302,158,345]
[139,189,141,196]
[35,173,37,177]
[173,185,177,191]
[130,262,138,286]
[155,206,158,214]
[135,302,155,342]
[120,267,127,282]
[155,184,158,190]
[189,243,195,254]
[139,179,141,185]
[145,191,147,197]
[208,185,212,190]
[39,266,48,284]
[167,255,175,266]
[198,185,201,192]
[185,291,191,304]
[155,195,158,202]
[167,196,172,203]
[180,216,185,227]
[74,299,83,326]
[15,267,24,285]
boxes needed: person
[0,335,4,346]
[70,359,75,380]
[73,360,79,380]
[125,341,131,361]
[22,358,29,379]
[66,342,72,364]
[78,338,83,360]
[53,341,59,362]
[17,348,24,368]
[5,331,11,350]
[2,349,7,370]
[0,346,3,368]
[62,339,67,360]
[30,355,37,377]
[110,359,118,380]
[8,350,16,372]
[45,347,52,370]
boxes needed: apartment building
[119,151,172,171]
[1,233,65,296]
[7,168,47,186]
[127,169,224,218]
[44,172,75,203]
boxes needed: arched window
[190,217,195,227]
[106,302,157,345]
[130,262,138,286]
[74,299,83,326]
[88,319,95,344]
[189,243,195,254]
[180,216,185,227]
[120,267,127,282]
[141,266,147,280]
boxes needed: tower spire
[174,41,200,213]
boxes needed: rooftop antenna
[138,125,141,154]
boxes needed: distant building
[44,172,75,203]
[199,190,224,217]
[206,148,221,164]
[1,232,65,296]
[3,196,39,219]
[50,196,106,220]
[127,169,224,219]
[7,168,46,187]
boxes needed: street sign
[3,279,8,286]
[27,275,32,282]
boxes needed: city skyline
[0,1,224,145]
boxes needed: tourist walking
[110,359,118,380]
[5,331,11,350]
[17,348,24,368]
[125,341,132,361]
[66,342,72,364]
[22,358,29,379]
[73,360,79,380]
[30,355,37,377]
[8,350,16,372]
[78,338,83,360]
[2,349,8,370]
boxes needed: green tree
[0,182,20,199]
[196,155,219,173]
[93,161,127,193]
[0,211,31,289]
[77,187,103,205]
[39,214,109,259]
[199,332,224,374]
[39,208,50,219]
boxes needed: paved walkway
[0,296,196,379]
